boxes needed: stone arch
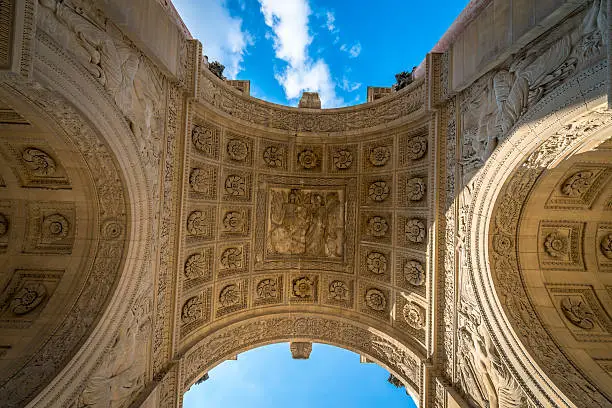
[176,312,423,406]
[0,15,159,408]
[464,58,612,408]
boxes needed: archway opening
[184,343,417,407]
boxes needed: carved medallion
[0,213,8,237]
[561,171,594,196]
[101,220,124,240]
[181,296,203,323]
[219,284,241,307]
[226,139,249,161]
[367,216,389,237]
[366,251,387,274]
[364,288,386,311]
[293,277,314,298]
[369,146,391,166]
[544,231,567,258]
[298,149,320,169]
[187,211,209,236]
[560,297,595,330]
[405,219,426,243]
[220,247,243,269]
[263,146,284,168]
[42,214,69,241]
[333,149,353,169]
[10,283,47,315]
[368,181,390,202]
[192,124,218,157]
[403,302,425,330]
[224,175,246,196]
[256,279,278,299]
[222,211,244,232]
[329,281,349,301]
[406,177,426,201]
[406,135,427,160]
[21,148,56,176]
[184,254,206,278]
[600,233,612,259]
[403,260,425,286]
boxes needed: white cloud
[173,0,252,79]
[340,42,361,58]
[325,11,337,32]
[259,0,344,107]
[341,78,362,92]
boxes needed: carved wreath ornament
[365,289,386,311]
[367,251,387,274]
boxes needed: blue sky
[183,343,418,407]
[172,0,469,107]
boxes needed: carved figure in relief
[457,308,527,408]
[461,0,607,176]
[268,188,344,258]
[76,295,150,408]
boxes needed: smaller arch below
[178,313,424,406]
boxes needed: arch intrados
[179,312,423,404]
[464,60,611,408]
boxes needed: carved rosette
[406,177,426,201]
[366,251,388,274]
[42,214,69,240]
[403,260,425,286]
[405,219,426,243]
[329,281,349,301]
[600,233,612,259]
[368,181,390,202]
[219,284,241,307]
[403,302,425,330]
[333,149,353,170]
[406,135,427,160]
[192,124,218,157]
[561,171,593,196]
[263,146,284,168]
[293,277,314,298]
[224,175,246,196]
[367,216,389,237]
[226,139,248,162]
[187,211,208,236]
[369,146,391,166]
[364,288,386,311]
[298,149,319,169]
[544,231,567,258]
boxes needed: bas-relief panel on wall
[266,187,345,259]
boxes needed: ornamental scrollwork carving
[224,175,246,197]
[328,281,349,301]
[219,284,241,308]
[256,279,278,300]
[187,211,208,236]
[561,171,594,196]
[10,283,47,315]
[21,148,56,176]
[181,296,203,324]
[560,297,595,330]
[222,211,244,233]
[263,146,284,168]
[220,247,243,269]
[192,124,219,157]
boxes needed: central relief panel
[255,175,357,273]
